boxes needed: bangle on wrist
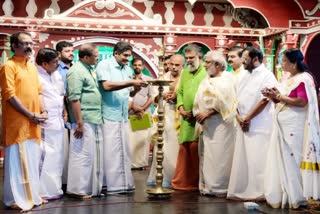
[276,94,282,101]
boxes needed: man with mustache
[227,46,277,201]
[227,46,245,77]
[172,44,206,190]
[66,43,103,199]
[55,41,74,192]
[0,31,48,211]
[163,55,172,73]
[193,50,237,196]
[56,41,74,90]
[96,41,147,194]
[128,57,154,170]
[36,48,65,200]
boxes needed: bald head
[170,54,184,77]
[78,43,99,66]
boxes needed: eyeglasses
[19,41,34,46]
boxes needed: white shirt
[237,64,278,132]
[38,65,65,130]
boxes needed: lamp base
[145,187,174,198]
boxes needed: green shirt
[67,61,103,124]
[177,65,207,144]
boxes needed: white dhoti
[147,103,179,187]
[67,123,103,196]
[192,73,237,195]
[62,128,69,185]
[227,127,271,199]
[128,127,151,168]
[3,139,42,210]
[103,120,135,193]
[228,64,276,200]
[39,129,64,199]
[199,115,235,195]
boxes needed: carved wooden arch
[231,6,269,28]
[223,0,271,28]
[304,32,320,86]
[44,0,162,29]
[294,0,320,19]
[301,31,320,54]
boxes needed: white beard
[207,68,218,76]
[187,58,200,72]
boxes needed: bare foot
[9,203,33,212]
[41,199,48,204]
[68,193,92,200]
[253,197,266,202]
[20,208,32,213]
[81,195,92,200]
[215,194,227,198]
[10,203,20,210]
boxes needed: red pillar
[0,34,11,165]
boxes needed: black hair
[56,41,73,52]
[284,48,319,94]
[283,48,308,73]
[229,46,243,58]
[164,55,172,61]
[36,48,58,65]
[242,46,263,63]
[10,31,31,52]
[132,57,143,64]
[113,41,132,55]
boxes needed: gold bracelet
[276,94,282,101]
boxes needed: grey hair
[183,44,201,56]
[205,50,227,70]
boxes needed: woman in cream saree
[263,48,320,209]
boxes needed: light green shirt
[177,65,207,144]
[96,57,133,122]
[67,61,103,124]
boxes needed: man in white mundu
[96,41,147,194]
[36,48,65,200]
[193,50,237,196]
[147,54,184,188]
[128,58,154,169]
[66,44,103,199]
[227,46,278,200]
